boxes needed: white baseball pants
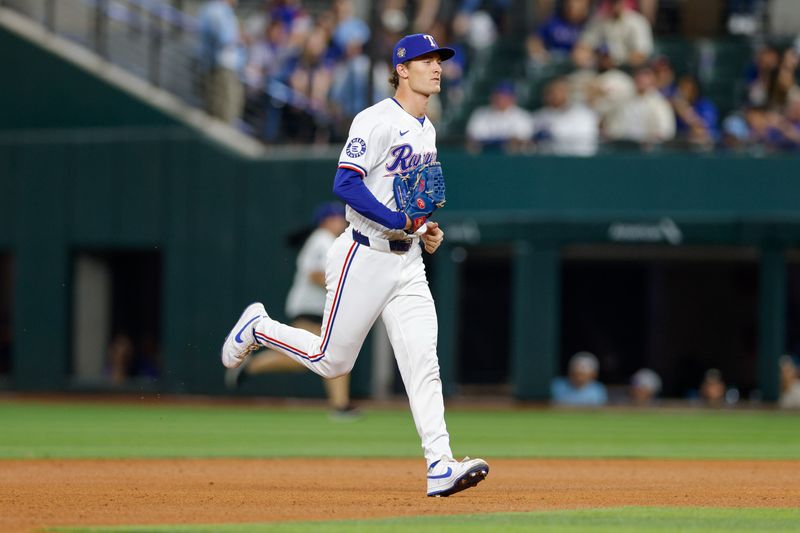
[253,229,452,464]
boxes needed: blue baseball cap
[312,202,345,226]
[493,80,515,95]
[392,33,456,67]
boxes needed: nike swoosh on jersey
[399,130,409,136]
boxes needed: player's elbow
[332,180,347,202]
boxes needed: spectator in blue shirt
[197,0,244,124]
[551,351,608,406]
[778,97,800,149]
[671,74,719,148]
[722,105,787,153]
[527,0,591,68]
[329,0,371,124]
[653,55,677,98]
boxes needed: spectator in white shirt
[531,77,599,156]
[573,0,653,69]
[568,45,635,122]
[604,64,675,145]
[466,81,533,153]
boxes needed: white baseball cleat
[221,302,267,369]
[426,456,489,497]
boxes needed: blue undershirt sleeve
[333,167,406,230]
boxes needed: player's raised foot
[221,302,267,369]
[426,456,489,497]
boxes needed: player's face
[405,53,443,96]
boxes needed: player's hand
[421,222,443,254]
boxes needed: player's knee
[317,358,353,379]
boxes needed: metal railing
[2,0,370,144]
[4,0,206,111]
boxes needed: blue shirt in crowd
[676,97,720,140]
[536,15,585,54]
[551,377,608,406]
[197,0,242,72]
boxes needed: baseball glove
[392,161,446,233]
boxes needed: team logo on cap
[346,137,366,158]
[397,47,406,58]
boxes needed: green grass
[53,507,800,532]
[2,400,799,459]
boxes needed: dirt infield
[2,458,799,532]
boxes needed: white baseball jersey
[338,98,438,240]
[284,227,336,319]
[252,96,453,466]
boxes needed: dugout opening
[786,252,800,358]
[454,245,512,393]
[560,246,759,400]
[0,253,12,380]
[70,250,162,388]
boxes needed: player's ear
[397,62,409,81]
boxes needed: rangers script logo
[346,137,366,158]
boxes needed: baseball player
[225,202,358,418]
[221,33,489,497]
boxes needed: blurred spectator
[197,0,245,124]
[283,24,336,143]
[244,18,289,97]
[630,368,662,405]
[466,81,533,153]
[526,0,591,69]
[329,0,371,127]
[638,0,659,26]
[531,77,599,156]
[777,96,800,148]
[573,0,654,69]
[532,0,658,26]
[330,0,370,57]
[106,332,160,385]
[746,45,780,107]
[699,368,726,407]
[727,0,765,36]
[652,55,676,97]
[569,46,636,121]
[769,48,800,110]
[604,64,675,145]
[778,354,800,409]
[722,105,789,152]
[671,74,719,148]
[456,0,511,35]
[551,351,608,406]
[453,6,498,51]
[271,0,312,37]
[107,332,135,385]
[429,21,468,108]
[243,18,292,141]
[744,46,800,110]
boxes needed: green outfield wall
[3,135,800,400]
[2,24,800,400]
